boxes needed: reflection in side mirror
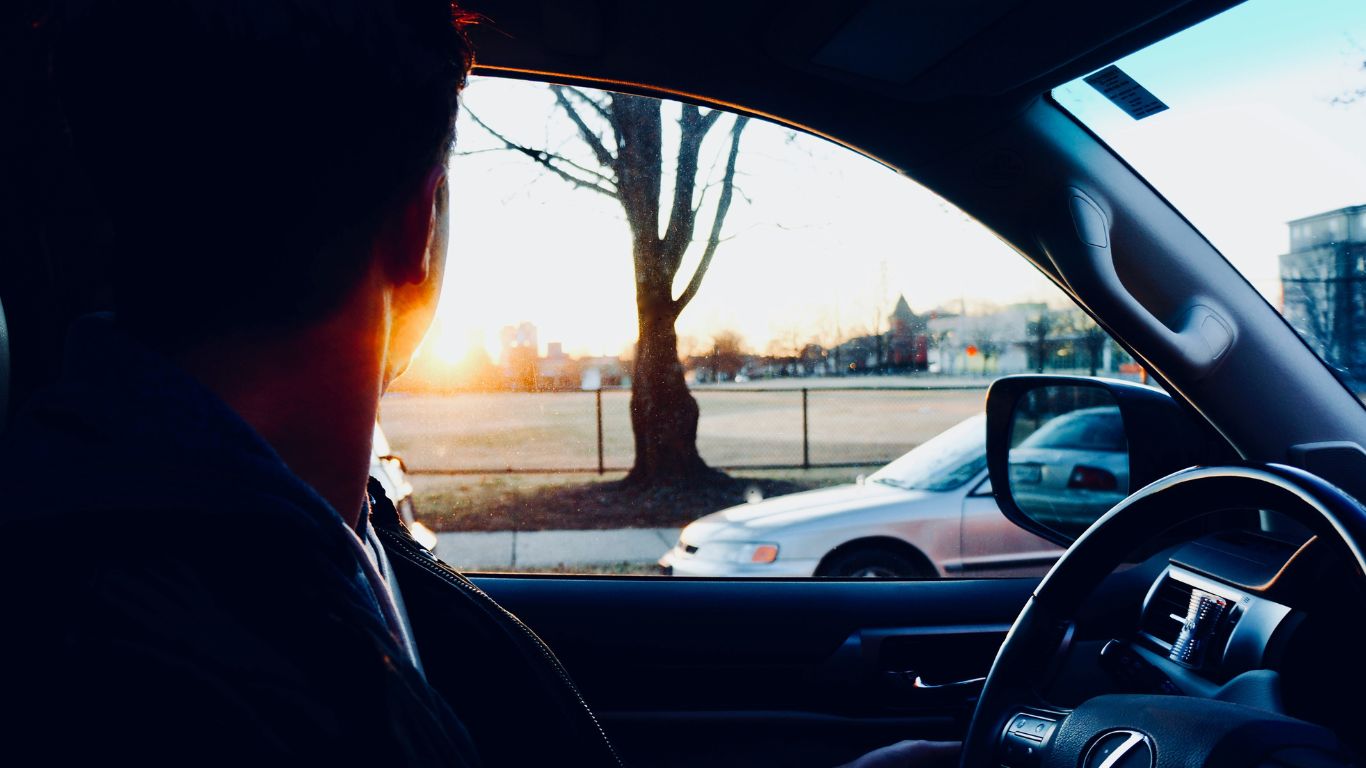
[1007,385,1129,535]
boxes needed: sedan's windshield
[1053,0,1366,395]
[869,415,986,492]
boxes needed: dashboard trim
[1137,564,1292,676]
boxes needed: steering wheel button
[1008,714,1057,743]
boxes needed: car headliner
[460,0,1245,172]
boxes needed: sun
[418,319,471,365]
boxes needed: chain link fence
[379,385,989,474]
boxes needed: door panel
[958,479,1062,577]
[471,576,1037,768]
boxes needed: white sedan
[659,415,1061,578]
[371,423,439,551]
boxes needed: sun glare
[419,320,474,365]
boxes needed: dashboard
[1136,531,1301,686]
[1054,526,1364,754]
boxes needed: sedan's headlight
[695,541,780,564]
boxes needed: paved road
[435,527,681,569]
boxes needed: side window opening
[379,77,1136,579]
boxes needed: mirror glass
[1008,385,1129,536]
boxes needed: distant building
[537,342,580,390]
[1280,204,1366,381]
[885,295,930,371]
[830,294,931,373]
[832,335,880,373]
[927,303,1033,375]
[499,322,538,366]
[925,302,1127,377]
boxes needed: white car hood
[682,481,935,541]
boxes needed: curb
[435,526,681,569]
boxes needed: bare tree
[1330,44,1366,107]
[709,330,747,381]
[1026,308,1053,374]
[1080,323,1108,376]
[1282,246,1359,374]
[870,260,891,373]
[807,307,844,375]
[767,324,805,376]
[468,87,749,485]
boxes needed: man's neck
[172,310,386,529]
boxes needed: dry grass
[411,467,869,531]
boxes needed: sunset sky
[428,78,1056,363]
[425,0,1366,365]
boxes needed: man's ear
[377,164,447,285]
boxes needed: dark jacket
[0,315,481,765]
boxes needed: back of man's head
[50,0,473,348]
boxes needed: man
[1,1,480,763]
[1,2,956,765]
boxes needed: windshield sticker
[1083,65,1169,120]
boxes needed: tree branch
[464,108,619,200]
[673,115,749,313]
[550,85,616,169]
[541,150,618,188]
[698,108,724,134]
[660,105,716,275]
[452,147,519,157]
[559,86,614,125]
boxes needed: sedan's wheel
[821,546,932,579]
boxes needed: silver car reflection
[659,415,1061,578]
[1007,406,1129,528]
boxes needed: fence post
[801,388,810,469]
[596,388,605,475]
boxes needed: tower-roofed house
[1280,204,1366,382]
[885,294,930,371]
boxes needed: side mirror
[986,375,1233,545]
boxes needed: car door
[472,575,1035,768]
[958,475,1063,578]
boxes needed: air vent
[1141,572,1244,665]
[1141,575,1194,648]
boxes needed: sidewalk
[435,527,681,569]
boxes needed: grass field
[379,386,987,472]
[378,386,987,531]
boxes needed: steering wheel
[960,464,1364,767]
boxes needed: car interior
[4,1,1365,766]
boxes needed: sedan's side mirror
[986,375,1233,545]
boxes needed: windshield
[870,415,986,492]
[1017,407,1126,452]
[1052,0,1366,392]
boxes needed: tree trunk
[625,299,717,484]
[469,90,746,487]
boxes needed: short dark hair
[50,0,474,346]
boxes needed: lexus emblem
[1083,730,1154,768]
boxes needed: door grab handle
[911,675,986,691]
